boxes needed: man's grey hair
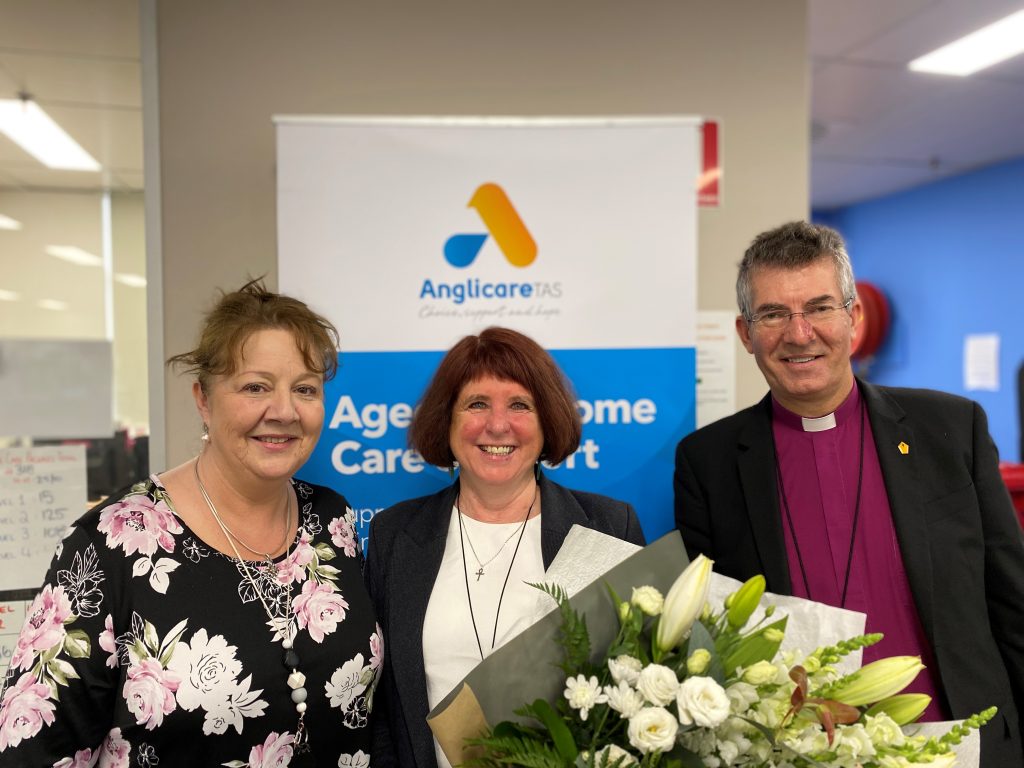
[736,221,857,319]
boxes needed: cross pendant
[475,566,484,581]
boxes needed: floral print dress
[0,476,381,768]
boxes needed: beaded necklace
[194,459,312,755]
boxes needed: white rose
[627,707,678,754]
[676,676,730,728]
[605,681,645,718]
[741,660,778,686]
[630,586,664,616]
[636,664,679,706]
[608,655,643,686]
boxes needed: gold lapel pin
[898,441,909,455]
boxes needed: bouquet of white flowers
[466,552,994,768]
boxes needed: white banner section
[277,116,698,542]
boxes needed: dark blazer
[365,472,645,768]
[674,379,1024,768]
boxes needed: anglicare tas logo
[443,183,537,268]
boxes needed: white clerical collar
[801,413,837,432]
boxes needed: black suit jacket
[674,379,1024,767]
[365,473,645,768]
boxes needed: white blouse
[422,506,545,768]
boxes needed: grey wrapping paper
[426,531,689,764]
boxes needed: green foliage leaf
[524,698,578,763]
[46,658,79,686]
[314,542,336,560]
[466,732,568,768]
[131,638,149,662]
[63,629,91,659]
[739,715,778,745]
[529,582,591,675]
[39,642,62,664]
[359,665,376,687]
[143,619,160,654]
[315,563,341,582]
[665,744,706,768]
[158,619,189,666]
[605,583,624,612]
[494,720,541,740]
[722,616,788,676]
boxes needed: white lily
[654,554,713,657]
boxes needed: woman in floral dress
[0,280,380,767]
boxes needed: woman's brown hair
[409,327,581,467]
[167,278,339,389]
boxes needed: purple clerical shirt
[772,383,949,720]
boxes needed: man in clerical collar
[674,220,1024,767]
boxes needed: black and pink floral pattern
[0,477,379,767]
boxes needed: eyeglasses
[747,298,854,330]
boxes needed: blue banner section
[296,348,696,548]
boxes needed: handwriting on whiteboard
[0,445,87,592]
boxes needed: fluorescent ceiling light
[909,9,1024,76]
[37,298,69,311]
[114,272,147,288]
[0,214,22,230]
[0,288,20,301]
[46,244,102,267]
[0,99,100,171]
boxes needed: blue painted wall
[815,157,1024,462]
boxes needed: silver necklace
[457,485,538,659]
[459,513,528,581]
[194,459,311,755]
[209,492,291,564]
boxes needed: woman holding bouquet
[366,326,645,768]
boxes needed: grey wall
[148,0,809,467]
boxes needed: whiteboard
[0,444,88,675]
[0,339,114,439]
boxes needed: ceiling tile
[0,166,108,191]
[0,0,138,59]
[847,0,1024,64]
[813,61,936,126]
[809,0,934,59]
[38,102,143,172]
[0,51,140,108]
